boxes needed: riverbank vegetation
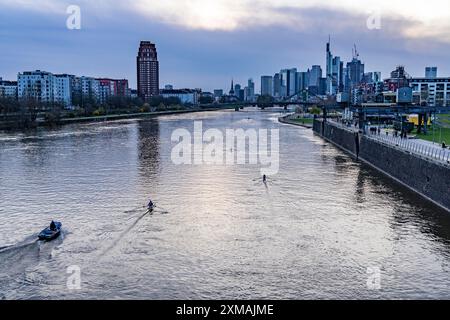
[414,127,450,144]
[0,96,188,129]
[292,117,314,125]
[413,114,450,145]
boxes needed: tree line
[0,95,187,129]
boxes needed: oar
[124,205,147,213]
[154,205,168,211]
[154,205,169,214]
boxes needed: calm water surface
[0,108,449,299]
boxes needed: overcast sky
[1,0,449,91]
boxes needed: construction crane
[352,44,359,60]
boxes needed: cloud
[0,0,65,13]
[0,0,449,91]
[127,0,450,42]
[2,0,450,42]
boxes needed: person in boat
[148,200,154,211]
[50,221,57,231]
[263,175,267,183]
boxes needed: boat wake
[99,209,152,258]
[0,234,64,279]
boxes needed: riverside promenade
[297,118,450,212]
[326,119,450,166]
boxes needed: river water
[0,108,449,300]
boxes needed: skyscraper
[345,58,364,90]
[245,78,255,102]
[234,83,241,100]
[137,41,159,100]
[295,72,309,93]
[261,76,273,96]
[332,57,343,94]
[309,65,322,87]
[326,38,343,95]
[280,68,297,98]
[273,73,281,98]
[326,38,333,95]
[425,67,437,78]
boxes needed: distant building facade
[325,39,344,95]
[425,67,438,79]
[73,76,100,105]
[245,78,255,102]
[137,41,159,100]
[213,89,223,98]
[18,70,72,107]
[261,76,273,96]
[273,73,281,98]
[0,78,18,99]
[97,78,130,104]
[160,88,198,105]
[345,58,365,91]
[410,77,450,107]
[309,65,322,87]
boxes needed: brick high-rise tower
[137,41,159,100]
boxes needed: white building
[18,70,73,108]
[160,88,198,105]
[53,74,73,107]
[72,76,101,104]
[410,77,450,107]
[18,70,55,104]
[0,78,18,99]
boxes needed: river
[0,108,449,299]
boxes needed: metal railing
[365,132,450,165]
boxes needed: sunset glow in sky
[1,0,449,90]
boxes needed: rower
[50,221,57,231]
[148,199,154,211]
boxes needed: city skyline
[1,1,450,92]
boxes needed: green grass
[437,114,450,126]
[414,127,450,144]
[292,118,314,125]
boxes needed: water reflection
[356,165,450,249]
[137,119,161,178]
[0,109,450,299]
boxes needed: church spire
[229,78,235,95]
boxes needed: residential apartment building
[160,88,198,105]
[53,74,73,106]
[410,77,450,107]
[18,70,73,108]
[72,76,100,106]
[0,78,18,99]
[18,70,56,104]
